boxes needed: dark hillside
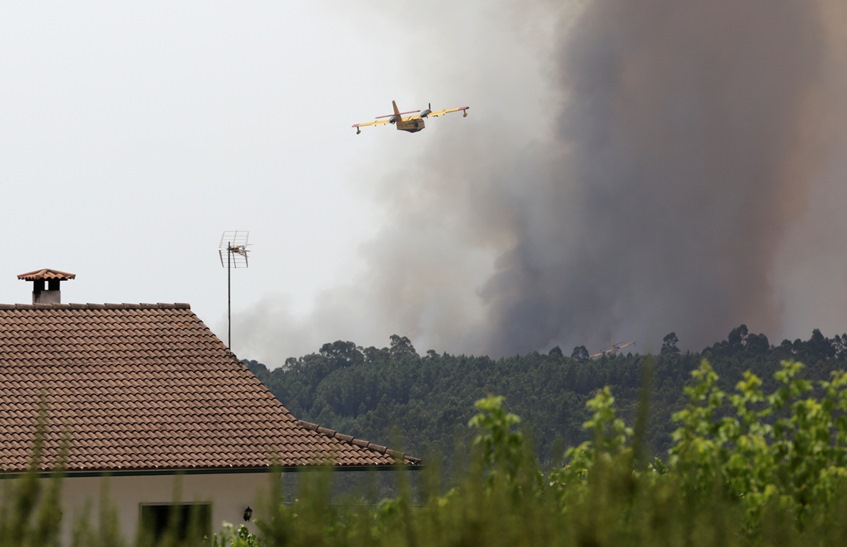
[245,327,847,472]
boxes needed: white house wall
[57,472,274,544]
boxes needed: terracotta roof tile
[0,304,420,473]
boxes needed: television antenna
[219,230,250,349]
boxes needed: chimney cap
[17,269,76,282]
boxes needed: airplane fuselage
[395,117,426,133]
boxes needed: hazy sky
[2,1,845,366]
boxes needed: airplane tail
[392,100,402,118]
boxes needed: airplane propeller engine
[420,103,432,118]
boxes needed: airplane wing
[352,119,392,129]
[424,106,470,118]
[376,109,420,119]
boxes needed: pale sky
[0,1,555,363]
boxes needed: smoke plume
[479,0,844,354]
[238,0,847,363]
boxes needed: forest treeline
[244,326,847,468]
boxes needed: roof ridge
[0,303,191,310]
[296,420,421,464]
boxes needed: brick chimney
[17,269,76,304]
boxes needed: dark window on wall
[139,503,212,543]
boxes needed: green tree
[389,335,418,358]
[661,332,680,356]
[571,345,590,362]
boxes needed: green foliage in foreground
[7,359,847,546]
[216,359,847,546]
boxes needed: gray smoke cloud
[238,0,847,363]
[479,0,845,354]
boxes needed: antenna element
[219,230,250,349]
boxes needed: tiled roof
[17,269,76,281]
[0,303,420,473]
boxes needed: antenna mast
[218,230,250,349]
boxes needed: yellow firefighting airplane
[590,341,636,360]
[353,100,469,134]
